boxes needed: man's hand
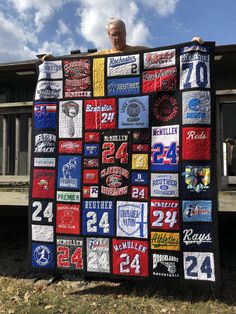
[191,37,204,45]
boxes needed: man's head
[107,18,126,50]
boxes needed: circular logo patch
[153,95,178,122]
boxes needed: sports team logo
[32,169,55,199]
[59,100,83,138]
[182,200,212,222]
[151,125,179,171]
[112,239,149,276]
[31,200,54,224]
[82,200,115,236]
[132,154,148,170]
[183,165,210,194]
[180,49,210,90]
[101,166,129,197]
[118,96,149,129]
[182,127,211,160]
[82,186,99,198]
[56,203,80,234]
[64,59,91,97]
[83,169,99,184]
[83,158,99,168]
[132,144,148,152]
[107,54,140,76]
[107,77,140,96]
[38,61,63,80]
[151,173,179,197]
[182,224,213,250]
[58,140,82,154]
[144,49,176,69]
[32,243,54,268]
[182,90,211,124]
[35,80,63,100]
[131,172,148,185]
[31,225,54,242]
[84,132,100,143]
[57,156,81,190]
[116,201,148,238]
[150,199,179,230]
[57,237,83,270]
[34,157,55,168]
[152,253,180,277]
[84,98,116,130]
[84,144,99,157]
[183,251,215,281]
[34,131,56,154]
[152,95,178,124]
[142,67,176,93]
[86,238,110,273]
[34,102,57,129]
[151,232,180,251]
[57,191,80,203]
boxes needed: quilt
[29,41,220,284]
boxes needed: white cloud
[36,38,78,57]
[56,19,70,37]
[142,0,179,16]
[76,0,151,50]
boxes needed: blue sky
[0,0,236,62]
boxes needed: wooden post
[15,115,20,175]
[27,115,32,175]
[2,116,7,175]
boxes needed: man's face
[108,23,126,50]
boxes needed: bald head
[107,18,127,51]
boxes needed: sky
[0,0,236,63]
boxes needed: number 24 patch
[131,186,148,200]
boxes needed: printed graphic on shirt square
[152,253,180,278]
[132,154,148,170]
[151,232,180,251]
[84,98,116,130]
[93,57,105,97]
[112,239,149,277]
[57,237,83,271]
[35,80,63,100]
[142,67,176,94]
[86,238,110,273]
[84,132,100,143]
[34,157,56,168]
[151,125,179,171]
[131,172,148,185]
[32,169,55,199]
[144,49,176,69]
[56,203,80,235]
[182,224,213,250]
[182,164,211,196]
[182,127,211,160]
[57,156,81,190]
[150,199,179,231]
[107,54,140,76]
[58,140,82,154]
[132,144,149,153]
[34,102,57,129]
[182,200,212,222]
[57,191,81,203]
[116,201,148,239]
[180,48,210,90]
[32,225,54,242]
[59,100,83,138]
[132,130,150,143]
[151,173,179,198]
[107,77,140,96]
[64,59,91,97]
[151,94,179,125]
[32,243,55,269]
[83,158,99,168]
[82,186,99,198]
[34,131,57,154]
[182,90,211,124]
[118,96,149,129]
[131,186,148,200]
[38,61,63,80]
[101,166,129,198]
[183,251,215,281]
[31,200,54,224]
[82,200,115,236]
[83,169,99,184]
[84,144,99,157]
